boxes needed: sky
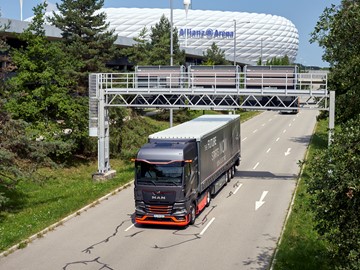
[0,0,341,67]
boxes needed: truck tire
[227,169,231,182]
[206,190,211,207]
[232,165,236,177]
[189,203,196,225]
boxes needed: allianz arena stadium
[103,8,299,65]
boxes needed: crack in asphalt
[62,256,114,270]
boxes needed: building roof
[103,8,299,65]
[1,7,299,65]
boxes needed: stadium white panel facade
[104,8,299,65]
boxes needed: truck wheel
[227,169,231,182]
[230,166,234,178]
[232,165,236,177]
[206,190,211,207]
[189,203,196,225]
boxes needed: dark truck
[133,115,241,226]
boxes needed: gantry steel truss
[89,72,334,176]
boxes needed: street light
[169,0,191,127]
[184,0,191,47]
[233,20,236,65]
[260,36,270,65]
[170,0,174,66]
[170,0,191,64]
[233,20,250,66]
[20,0,23,21]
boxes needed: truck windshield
[135,161,183,186]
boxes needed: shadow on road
[235,171,297,181]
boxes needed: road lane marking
[125,224,135,232]
[289,123,292,127]
[266,148,271,153]
[200,217,215,236]
[285,148,292,156]
[293,118,296,122]
[253,162,259,170]
[283,129,287,133]
[276,137,280,142]
[255,191,269,211]
[233,183,243,195]
[268,119,272,122]
[242,137,247,142]
[262,123,266,127]
[253,129,258,133]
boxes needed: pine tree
[121,27,151,66]
[5,2,84,159]
[0,17,15,84]
[149,14,185,66]
[49,0,118,94]
[203,42,229,65]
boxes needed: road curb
[0,181,134,259]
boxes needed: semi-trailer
[133,114,241,226]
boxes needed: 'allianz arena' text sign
[179,28,234,39]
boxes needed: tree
[265,55,290,66]
[122,14,185,66]
[149,14,185,65]
[307,116,360,269]
[0,15,15,84]
[49,0,118,94]
[203,42,229,65]
[122,27,151,66]
[311,1,360,123]
[5,2,84,159]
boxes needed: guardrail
[96,71,328,96]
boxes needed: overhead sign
[179,28,234,39]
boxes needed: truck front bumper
[135,201,190,226]
[135,214,190,226]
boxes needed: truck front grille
[146,205,173,215]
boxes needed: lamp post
[260,37,264,66]
[169,0,191,127]
[20,0,23,21]
[170,0,174,66]
[233,20,250,66]
[260,37,270,65]
[184,0,191,47]
[233,19,236,65]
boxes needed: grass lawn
[0,160,133,252]
[0,110,260,253]
[272,119,333,269]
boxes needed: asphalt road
[0,110,318,270]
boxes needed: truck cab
[134,139,198,226]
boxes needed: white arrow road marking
[285,148,291,156]
[255,191,269,211]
